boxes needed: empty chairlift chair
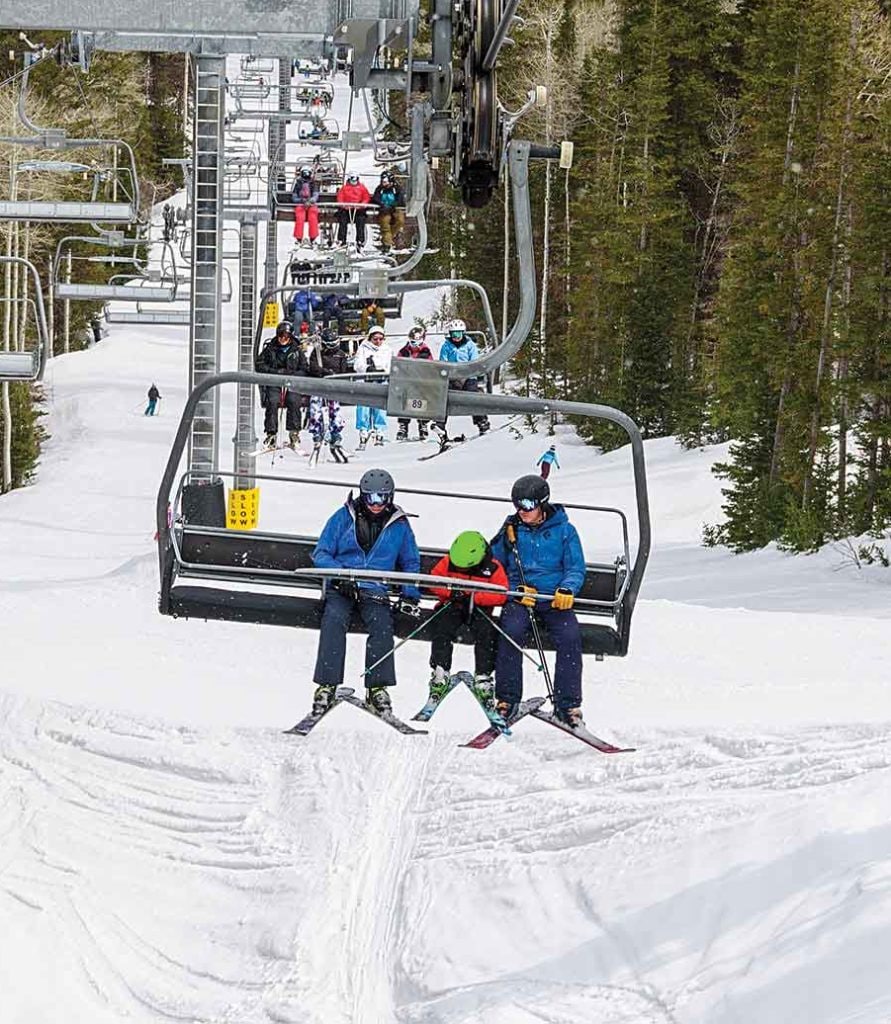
[0,257,49,382]
[54,237,180,304]
[0,145,139,224]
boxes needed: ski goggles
[513,497,543,511]
[361,490,392,506]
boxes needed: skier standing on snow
[256,320,310,448]
[370,171,406,253]
[537,444,560,480]
[335,173,371,251]
[433,319,490,439]
[490,475,586,728]
[145,384,161,416]
[306,328,348,458]
[310,468,421,716]
[353,326,390,448]
[425,530,508,704]
[395,326,433,441]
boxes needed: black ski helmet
[408,325,426,344]
[320,327,339,347]
[511,474,550,510]
[358,468,395,507]
[276,320,294,338]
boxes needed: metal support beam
[234,221,258,489]
[263,58,287,302]
[187,54,225,481]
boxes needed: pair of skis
[308,441,349,466]
[284,687,427,737]
[284,674,634,755]
[413,670,634,753]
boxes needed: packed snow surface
[2,62,891,1024]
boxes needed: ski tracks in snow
[2,693,891,1023]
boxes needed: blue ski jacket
[313,499,421,598]
[490,505,586,596]
[438,337,480,363]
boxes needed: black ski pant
[429,602,497,676]
[435,377,490,433]
[260,386,302,434]
[313,587,396,687]
[494,601,582,711]
[397,418,429,437]
[337,208,367,246]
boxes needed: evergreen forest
[429,0,891,555]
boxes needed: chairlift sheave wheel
[458,0,502,208]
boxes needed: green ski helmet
[449,530,489,571]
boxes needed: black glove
[398,597,421,619]
[330,580,359,603]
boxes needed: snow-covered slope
[2,66,891,1024]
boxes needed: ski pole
[477,607,546,673]
[360,598,453,680]
[506,522,555,706]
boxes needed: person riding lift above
[433,319,490,439]
[353,326,391,449]
[335,173,371,251]
[395,326,433,441]
[256,320,310,449]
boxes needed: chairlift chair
[0,141,140,224]
[0,257,49,382]
[156,375,650,663]
[54,237,180,303]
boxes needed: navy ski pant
[313,588,396,687]
[494,601,582,710]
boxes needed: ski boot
[329,441,348,464]
[365,687,392,714]
[264,432,278,449]
[429,666,451,701]
[312,684,338,715]
[357,431,369,451]
[491,699,518,730]
[396,423,408,442]
[470,673,495,706]
[418,423,429,441]
[554,706,585,729]
[477,418,491,436]
[373,432,385,447]
[288,431,300,449]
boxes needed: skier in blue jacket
[537,444,560,480]
[288,288,324,329]
[490,474,587,728]
[433,319,491,440]
[311,468,421,716]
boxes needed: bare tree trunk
[802,12,860,509]
[2,222,13,492]
[768,57,804,488]
[836,202,854,520]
